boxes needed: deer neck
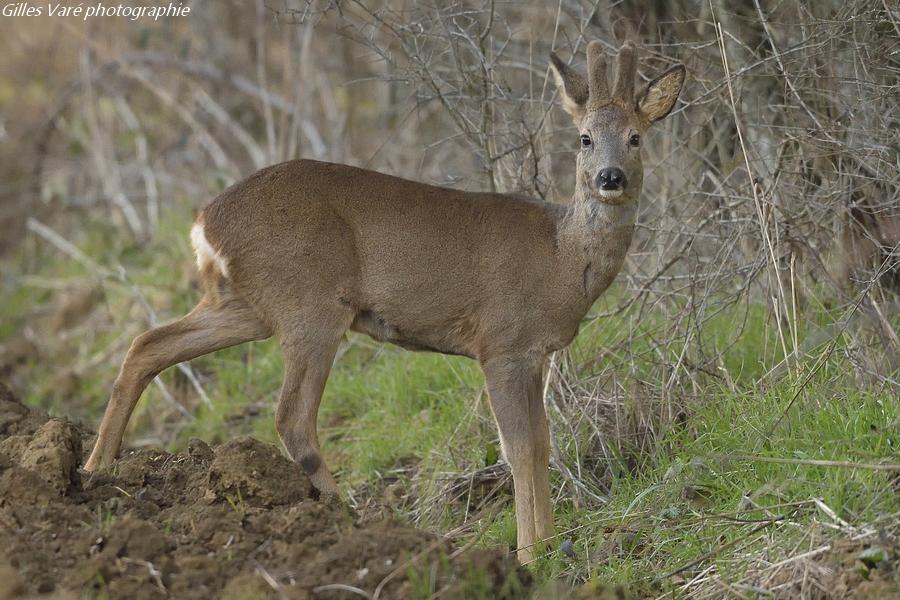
[557,190,638,303]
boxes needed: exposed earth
[0,382,529,599]
[1,377,896,600]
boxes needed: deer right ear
[549,52,589,124]
[636,64,685,124]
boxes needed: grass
[1,212,897,597]
[530,382,896,593]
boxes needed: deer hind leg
[274,309,352,498]
[84,293,271,471]
[481,355,549,563]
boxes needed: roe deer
[84,41,685,563]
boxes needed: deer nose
[596,168,627,191]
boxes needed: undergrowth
[1,212,896,597]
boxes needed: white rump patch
[190,222,230,278]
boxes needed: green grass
[516,381,896,592]
[2,213,897,596]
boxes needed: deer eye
[580,134,592,148]
[629,133,641,147]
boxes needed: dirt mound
[0,382,529,599]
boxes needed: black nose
[596,168,627,191]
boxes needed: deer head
[550,41,685,205]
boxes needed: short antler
[586,41,610,109]
[612,42,637,105]
[586,41,638,110]
[552,40,642,120]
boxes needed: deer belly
[349,309,472,357]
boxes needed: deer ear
[636,64,685,124]
[549,52,589,124]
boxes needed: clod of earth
[0,382,529,599]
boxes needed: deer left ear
[636,64,685,124]
[549,52,589,124]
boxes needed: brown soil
[0,382,529,599]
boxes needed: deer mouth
[597,189,625,201]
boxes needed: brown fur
[84,42,685,563]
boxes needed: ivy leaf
[484,442,499,466]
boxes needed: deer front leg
[530,383,555,545]
[481,354,550,563]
